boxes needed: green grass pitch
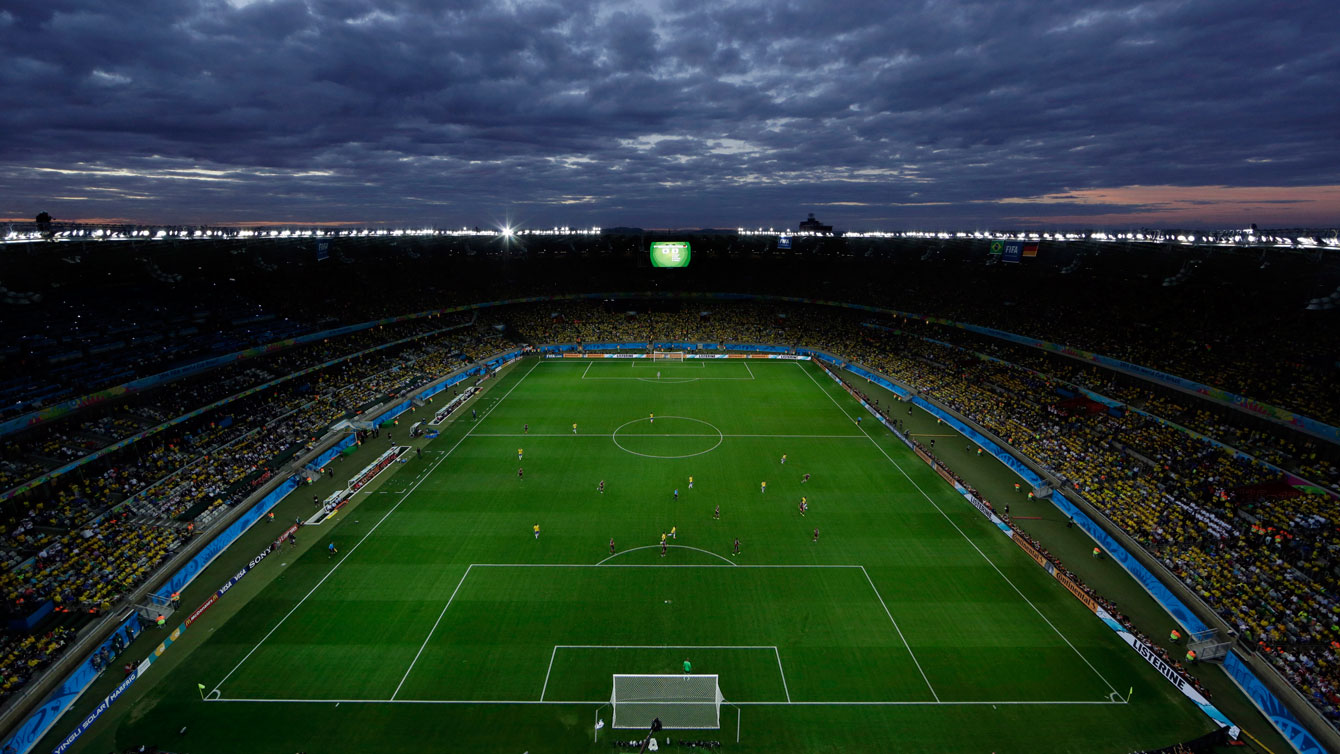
[85,358,1218,753]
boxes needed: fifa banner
[0,613,142,754]
[988,239,1038,262]
[650,241,691,267]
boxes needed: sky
[1,0,1338,230]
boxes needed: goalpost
[611,674,724,730]
[651,351,686,362]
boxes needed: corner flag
[197,683,206,699]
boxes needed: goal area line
[541,645,790,704]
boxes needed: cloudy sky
[1,0,1337,229]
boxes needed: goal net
[611,674,723,729]
[651,351,685,362]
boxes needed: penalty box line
[390,562,921,705]
[795,360,1123,699]
[211,359,541,698]
[540,645,790,703]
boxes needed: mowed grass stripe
[82,357,1222,754]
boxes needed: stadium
[0,225,1336,754]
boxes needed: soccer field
[88,358,1217,753]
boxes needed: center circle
[611,416,724,459]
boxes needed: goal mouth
[611,674,725,730]
[651,351,686,361]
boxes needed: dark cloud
[1,0,1337,228]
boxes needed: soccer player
[683,658,692,675]
[472,408,477,420]
[610,537,616,555]
[673,488,679,501]
[572,422,578,434]
[524,423,529,434]
[732,537,741,556]
[812,527,819,543]
[781,454,787,465]
[661,531,668,546]
[517,448,523,461]
[802,473,810,483]
[649,412,654,424]
[800,497,808,516]
[598,480,605,494]
[657,370,661,379]
[670,525,677,540]
[534,524,541,540]
[518,467,524,480]
[328,542,338,558]
[661,539,667,557]
[713,504,720,520]
[760,481,766,493]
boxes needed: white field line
[468,563,863,568]
[596,544,737,565]
[211,359,540,696]
[744,360,754,379]
[392,565,476,699]
[581,377,754,381]
[857,565,940,702]
[206,697,1125,706]
[632,361,705,369]
[774,646,791,703]
[797,360,1122,698]
[556,644,780,649]
[540,645,559,701]
[583,361,592,379]
[542,645,789,704]
[470,433,865,438]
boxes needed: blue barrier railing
[153,475,300,602]
[1,614,142,754]
[823,355,1327,754]
[305,434,357,472]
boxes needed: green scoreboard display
[650,241,691,267]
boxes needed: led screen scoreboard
[650,241,691,267]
